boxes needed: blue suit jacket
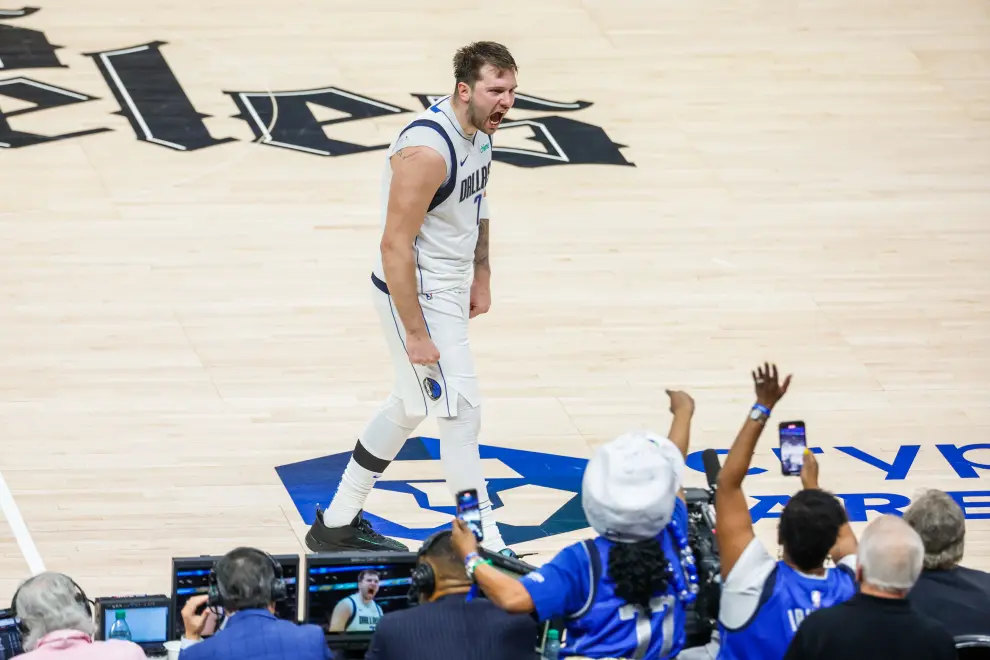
[364,591,540,660]
[179,610,331,660]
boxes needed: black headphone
[408,530,452,603]
[208,548,288,609]
[10,574,93,638]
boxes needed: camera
[683,485,721,648]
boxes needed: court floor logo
[275,437,591,544]
[277,439,990,545]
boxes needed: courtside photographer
[451,390,699,659]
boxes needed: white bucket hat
[582,430,686,543]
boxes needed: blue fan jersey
[521,499,690,659]
[717,561,856,660]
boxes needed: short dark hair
[778,489,848,572]
[453,41,517,86]
[420,531,465,579]
[215,547,274,611]
[357,569,380,583]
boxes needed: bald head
[857,515,924,596]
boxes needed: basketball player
[328,570,384,633]
[305,42,517,555]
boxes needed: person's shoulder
[547,538,592,564]
[524,540,589,580]
[276,618,323,636]
[794,599,845,631]
[297,621,330,646]
[373,603,419,632]
[912,608,956,639]
[174,637,212,659]
[723,537,775,591]
[957,564,990,586]
[469,599,539,633]
[910,611,958,658]
[96,639,148,658]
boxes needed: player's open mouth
[488,111,505,128]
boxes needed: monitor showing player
[329,569,382,633]
[305,555,415,636]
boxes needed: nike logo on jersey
[459,163,491,202]
[460,155,469,166]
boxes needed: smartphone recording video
[779,421,807,476]
[456,489,483,542]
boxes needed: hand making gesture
[752,362,792,410]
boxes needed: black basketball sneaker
[305,508,409,553]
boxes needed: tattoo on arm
[475,218,490,269]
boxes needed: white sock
[323,394,424,528]
[437,395,507,553]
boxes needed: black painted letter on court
[0,77,109,148]
[492,116,633,168]
[0,7,66,70]
[85,41,234,151]
[226,86,410,156]
[409,92,632,168]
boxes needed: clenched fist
[406,332,440,365]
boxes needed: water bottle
[108,610,132,641]
[542,629,561,660]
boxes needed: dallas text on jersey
[459,164,491,203]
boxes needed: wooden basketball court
[1,0,988,605]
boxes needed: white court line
[0,471,45,575]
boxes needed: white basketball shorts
[371,274,480,418]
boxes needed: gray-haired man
[783,515,956,660]
[904,489,990,637]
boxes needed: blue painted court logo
[423,378,442,401]
[276,437,590,544]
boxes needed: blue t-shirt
[717,560,856,660]
[520,499,690,659]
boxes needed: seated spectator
[451,389,698,659]
[179,547,330,660]
[782,515,956,660]
[11,571,145,659]
[904,488,990,637]
[364,530,539,660]
[715,363,858,660]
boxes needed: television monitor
[0,608,23,659]
[303,552,417,652]
[169,553,300,640]
[94,595,170,655]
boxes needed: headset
[408,530,453,603]
[207,548,288,609]
[10,574,94,638]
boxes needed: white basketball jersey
[374,96,493,294]
[344,594,383,632]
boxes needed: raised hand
[665,389,696,417]
[752,362,792,409]
[800,448,820,490]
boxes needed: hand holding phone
[455,489,483,542]
[779,421,807,476]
